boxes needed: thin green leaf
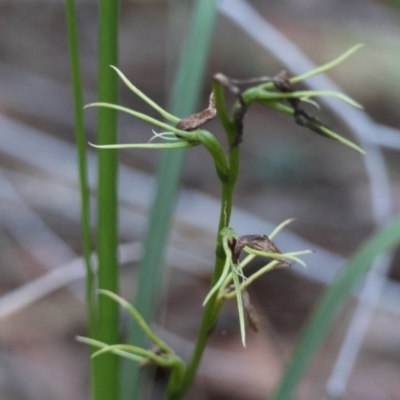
[93,0,120,397]
[64,0,95,350]
[271,216,400,400]
[110,66,180,124]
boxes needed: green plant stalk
[94,0,120,398]
[177,177,236,399]
[122,1,218,399]
[64,0,96,393]
[177,83,240,398]
[271,216,400,400]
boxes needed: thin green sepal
[110,66,180,124]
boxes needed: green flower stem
[176,79,243,398]
[166,360,186,399]
[212,79,235,140]
[197,130,230,180]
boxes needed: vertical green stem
[176,79,241,400]
[177,178,237,399]
[94,0,120,399]
[64,0,95,390]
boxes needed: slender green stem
[176,76,242,398]
[179,107,239,398]
[166,360,186,399]
[94,0,120,398]
[178,180,236,398]
[212,79,235,136]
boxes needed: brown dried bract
[243,291,261,333]
[176,92,216,131]
[232,234,290,266]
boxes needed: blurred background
[1,0,400,399]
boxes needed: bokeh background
[1,0,400,399]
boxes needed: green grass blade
[64,0,96,395]
[271,216,400,400]
[122,1,219,399]
[94,0,120,399]
[64,0,94,336]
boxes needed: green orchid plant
[81,45,364,399]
